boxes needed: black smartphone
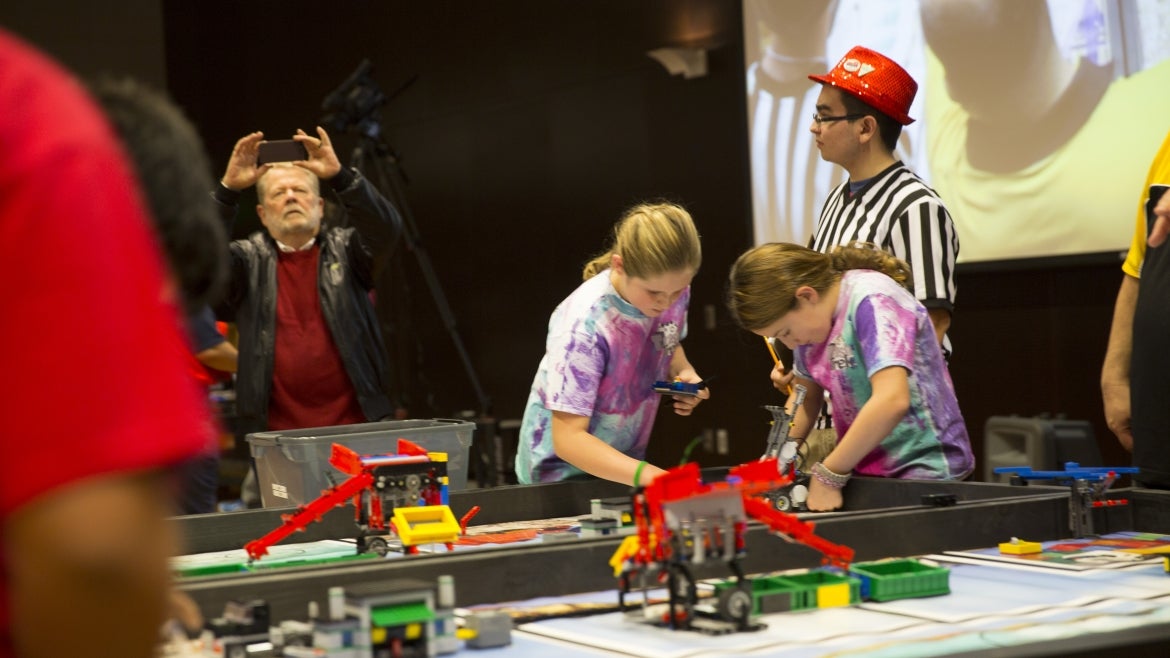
[256,139,308,165]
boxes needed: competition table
[496,549,1170,658]
[172,476,1170,656]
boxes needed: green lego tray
[849,557,950,602]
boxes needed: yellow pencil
[764,336,780,365]
[764,337,793,395]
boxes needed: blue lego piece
[653,380,704,396]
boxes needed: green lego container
[247,419,475,508]
[714,576,811,614]
[771,570,862,608]
[849,558,951,602]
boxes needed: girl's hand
[771,360,794,394]
[670,383,708,416]
[805,477,844,512]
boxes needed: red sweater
[267,246,365,431]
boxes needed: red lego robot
[244,440,463,562]
[609,457,853,633]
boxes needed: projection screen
[744,0,1170,264]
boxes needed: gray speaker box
[982,416,1102,482]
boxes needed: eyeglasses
[811,113,865,125]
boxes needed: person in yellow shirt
[1101,127,1170,489]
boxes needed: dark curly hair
[88,76,226,313]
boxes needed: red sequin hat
[809,45,917,125]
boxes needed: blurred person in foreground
[91,75,233,516]
[0,28,217,658]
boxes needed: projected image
[745,0,1170,263]
[744,0,928,247]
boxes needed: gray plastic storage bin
[246,419,475,508]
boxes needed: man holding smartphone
[212,126,404,505]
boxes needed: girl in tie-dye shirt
[515,203,708,486]
[728,242,973,512]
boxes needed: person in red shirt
[212,127,404,505]
[213,129,402,437]
[0,29,214,658]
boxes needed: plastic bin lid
[246,418,475,446]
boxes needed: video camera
[321,59,387,137]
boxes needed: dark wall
[2,1,1133,477]
[0,0,167,88]
[161,0,774,468]
[949,255,1130,477]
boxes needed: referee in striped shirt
[772,45,958,450]
[808,44,957,350]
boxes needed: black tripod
[351,134,490,415]
[321,61,506,485]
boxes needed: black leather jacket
[212,167,401,434]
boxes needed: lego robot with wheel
[760,385,810,512]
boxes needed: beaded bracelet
[811,461,852,489]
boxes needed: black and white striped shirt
[807,161,958,430]
[809,161,958,312]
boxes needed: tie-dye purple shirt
[793,270,973,479]
[515,270,689,483]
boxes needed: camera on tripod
[316,61,497,486]
[321,59,386,137]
